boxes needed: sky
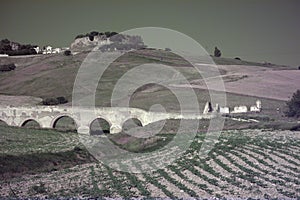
[0,0,300,66]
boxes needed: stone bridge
[0,106,213,134]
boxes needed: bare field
[0,95,42,106]
[181,64,300,101]
[0,126,299,199]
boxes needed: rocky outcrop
[70,31,146,52]
[70,34,109,52]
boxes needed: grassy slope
[212,56,297,69]
[0,126,94,179]
[0,50,299,198]
[0,50,289,115]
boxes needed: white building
[220,107,230,114]
[203,102,213,114]
[42,46,62,54]
[52,48,61,54]
[250,100,262,112]
[42,46,53,54]
[231,106,248,113]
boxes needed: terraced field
[0,127,299,199]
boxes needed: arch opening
[52,116,77,132]
[90,118,111,135]
[0,119,8,127]
[122,118,143,132]
[21,119,41,129]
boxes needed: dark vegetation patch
[42,96,68,105]
[0,146,95,180]
[108,132,175,153]
[0,39,37,56]
[29,182,47,195]
[0,63,16,72]
[75,31,118,39]
[285,90,300,118]
[64,50,72,56]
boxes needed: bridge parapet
[0,105,213,134]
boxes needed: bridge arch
[20,119,41,128]
[0,119,8,126]
[122,117,143,131]
[89,117,111,135]
[51,115,78,132]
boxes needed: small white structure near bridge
[231,106,248,113]
[203,100,261,114]
[250,100,262,112]
[219,107,230,114]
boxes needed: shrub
[0,63,16,72]
[75,34,86,39]
[42,98,59,105]
[290,124,300,131]
[89,31,99,37]
[42,97,68,105]
[88,35,94,41]
[1,39,10,44]
[64,50,71,56]
[286,90,300,118]
[56,96,68,104]
[105,31,118,37]
[214,47,221,57]
[30,182,46,194]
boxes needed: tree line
[0,39,37,56]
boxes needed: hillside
[0,49,299,199]
[0,49,297,117]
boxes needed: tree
[214,46,221,57]
[286,90,300,118]
[88,35,94,41]
[42,98,59,106]
[42,97,68,105]
[1,39,10,44]
[56,96,68,104]
[89,31,99,37]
